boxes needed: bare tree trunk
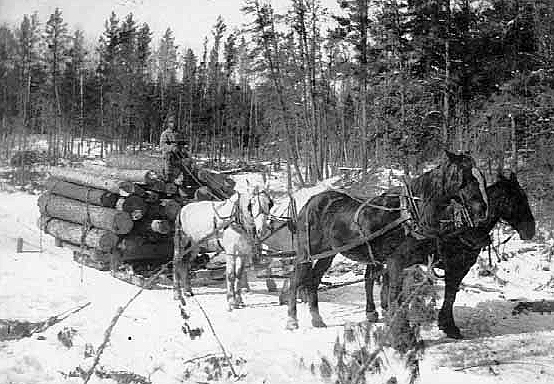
[510,113,517,173]
[443,0,451,148]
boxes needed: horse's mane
[406,160,465,230]
[409,161,460,202]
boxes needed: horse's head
[241,180,274,238]
[250,186,274,238]
[488,171,535,240]
[443,150,488,224]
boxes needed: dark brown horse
[286,151,488,330]
[378,171,535,338]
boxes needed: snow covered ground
[1,172,554,384]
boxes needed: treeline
[1,1,554,184]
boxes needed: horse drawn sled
[37,151,535,337]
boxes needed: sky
[0,0,340,56]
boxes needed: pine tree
[16,12,41,129]
[45,7,69,158]
[0,25,18,158]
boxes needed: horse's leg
[380,269,390,312]
[308,257,333,328]
[225,253,237,311]
[286,261,310,330]
[173,229,192,299]
[279,278,290,306]
[386,250,405,312]
[238,256,250,292]
[438,251,477,339]
[234,254,246,308]
[364,264,380,322]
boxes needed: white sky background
[0,0,341,57]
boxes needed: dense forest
[1,0,553,186]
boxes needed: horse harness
[303,178,478,265]
[211,193,253,235]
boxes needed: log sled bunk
[37,164,236,288]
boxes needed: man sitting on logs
[160,114,193,184]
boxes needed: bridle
[250,189,274,219]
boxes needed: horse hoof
[366,311,379,323]
[311,318,327,328]
[439,323,463,339]
[444,328,463,339]
[286,318,299,330]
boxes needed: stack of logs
[37,166,182,271]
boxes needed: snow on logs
[38,165,185,269]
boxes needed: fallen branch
[0,302,91,341]
[82,262,171,384]
[455,359,554,372]
[459,282,504,293]
[319,278,365,291]
[182,353,221,365]
[191,295,240,379]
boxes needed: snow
[1,170,554,384]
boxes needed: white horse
[173,182,273,310]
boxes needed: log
[84,165,161,184]
[160,199,181,222]
[105,154,164,173]
[118,236,173,261]
[85,165,172,196]
[143,191,160,205]
[47,166,140,195]
[42,217,119,251]
[62,241,121,262]
[73,251,111,271]
[197,169,235,198]
[133,219,171,235]
[115,195,147,221]
[45,178,118,207]
[144,203,161,219]
[165,183,177,196]
[38,193,133,234]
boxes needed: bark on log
[115,195,147,221]
[45,178,118,207]
[47,166,138,195]
[38,193,133,234]
[42,217,118,251]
